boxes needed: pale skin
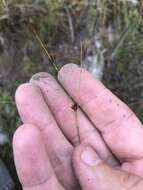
[13,63,143,190]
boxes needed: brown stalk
[30,27,58,74]
[72,40,83,145]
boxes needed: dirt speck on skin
[71,104,78,111]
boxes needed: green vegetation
[0,1,143,189]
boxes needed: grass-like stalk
[74,40,84,144]
[31,27,58,74]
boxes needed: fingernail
[81,147,100,166]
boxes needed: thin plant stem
[111,23,133,59]
[31,28,58,73]
[24,0,58,74]
[75,40,84,144]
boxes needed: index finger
[58,64,143,161]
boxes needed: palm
[14,64,143,189]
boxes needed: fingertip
[58,63,79,81]
[73,145,103,190]
[15,83,40,105]
[15,82,48,125]
[30,72,55,83]
[73,145,101,168]
[73,145,122,190]
[15,83,27,103]
[13,124,40,149]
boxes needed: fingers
[15,83,78,189]
[73,145,143,190]
[30,73,78,144]
[58,64,143,162]
[30,72,118,166]
[13,124,64,190]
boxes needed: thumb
[73,145,143,190]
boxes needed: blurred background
[0,0,143,189]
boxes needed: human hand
[13,64,143,190]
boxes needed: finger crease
[80,88,106,108]
[99,112,135,135]
[22,172,55,188]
